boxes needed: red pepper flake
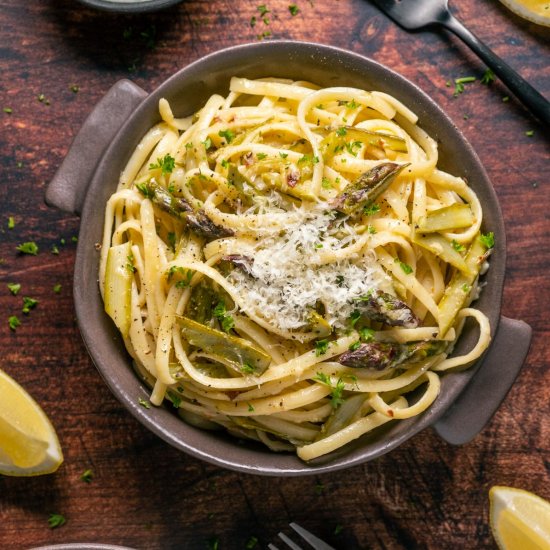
[387,409,394,417]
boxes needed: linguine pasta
[99,77,493,461]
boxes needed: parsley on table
[22,297,38,314]
[81,469,94,483]
[138,397,151,409]
[48,514,66,529]
[289,4,299,16]
[70,84,79,93]
[250,15,257,27]
[51,244,60,255]
[208,536,220,550]
[334,524,344,535]
[218,129,235,144]
[245,536,259,549]
[481,68,495,85]
[3,107,12,114]
[53,284,62,294]
[257,4,270,16]
[8,315,21,331]
[7,216,15,229]
[149,153,176,175]
[37,94,50,105]
[453,76,476,96]
[71,236,78,243]
[525,130,534,137]
[16,242,39,255]
[7,283,21,295]
[480,232,495,249]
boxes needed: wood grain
[0,0,549,548]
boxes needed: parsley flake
[288,4,299,15]
[81,469,94,483]
[481,68,495,85]
[480,232,495,249]
[22,297,38,314]
[525,130,534,137]
[359,327,375,342]
[453,76,476,96]
[3,107,12,114]
[451,240,466,252]
[8,315,20,331]
[245,536,259,549]
[314,339,329,356]
[48,514,66,529]
[138,397,151,409]
[149,154,175,175]
[396,259,413,274]
[218,129,235,144]
[363,203,381,216]
[8,216,15,229]
[213,300,235,332]
[17,242,39,255]
[53,284,62,294]
[313,372,346,408]
[7,283,21,296]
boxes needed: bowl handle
[434,316,531,445]
[45,79,148,215]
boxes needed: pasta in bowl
[99,75,493,462]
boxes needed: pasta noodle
[100,78,493,461]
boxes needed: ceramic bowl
[46,41,531,475]
[76,0,182,14]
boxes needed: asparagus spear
[331,162,409,216]
[339,340,447,370]
[355,290,419,329]
[135,180,233,240]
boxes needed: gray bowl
[46,41,531,475]
[76,0,182,14]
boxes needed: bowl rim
[74,40,505,475]
[76,0,181,14]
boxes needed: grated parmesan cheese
[227,205,391,332]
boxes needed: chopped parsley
[53,284,62,294]
[8,315,20,331]
[51,244,60,255]
[126,254,137,273]
[363,203,381,216]
[245,536,259,549]
[344,140,362,156]
[279,152,288,159]
[138,397,151,409]
[257,152,267,160]
[349,310,361,327]
[3,107,12,114]
[257,4,270,16]
[168,392,182,408]
[135,182,154,199]
[218,129,235,144]
[321,177,332,189]
[213,300,235,332]
[37,93,50,105]
[313,372,346,408]
[70,84,79,93]
[22,297,38,314]
[208,536,220,550]
[525,130,534,137]
[336,126,347,136]
[241,363,255,375]
[7,216,15,229]
[480,68,495,85]
[16,242,39,255]
[288,4,299,15]
[502,96,510,102]
[453,76,476,96]
[461,283,471,293]
[349,341,361,351]
[7,282,21,295]
[480,232,495,249]
[451,239,466,252]
[247,402,255,412]
[48,514,66,529]
[334,524,344,535]
[202,137,212,149]
[71,236,78,243]
[81,469,94,483]
[314,339,329,356]
[359,327,375,342]
[149,153,175,175]
[167,232,177,251]
[250,15,257,27]
[396,259,413,274]
[175,270,193,289]
[220,159,229,169]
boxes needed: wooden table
[1,1,549,548]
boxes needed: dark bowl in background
[46,41,531,475]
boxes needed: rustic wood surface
[0,0,549,548]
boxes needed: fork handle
[442,13,550,126]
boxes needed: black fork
[371,0,550,126]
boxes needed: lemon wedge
[490,486,550,550]
[0,368,63,476]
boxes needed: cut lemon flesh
[0,368,63,476]
[490,486,550,550]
